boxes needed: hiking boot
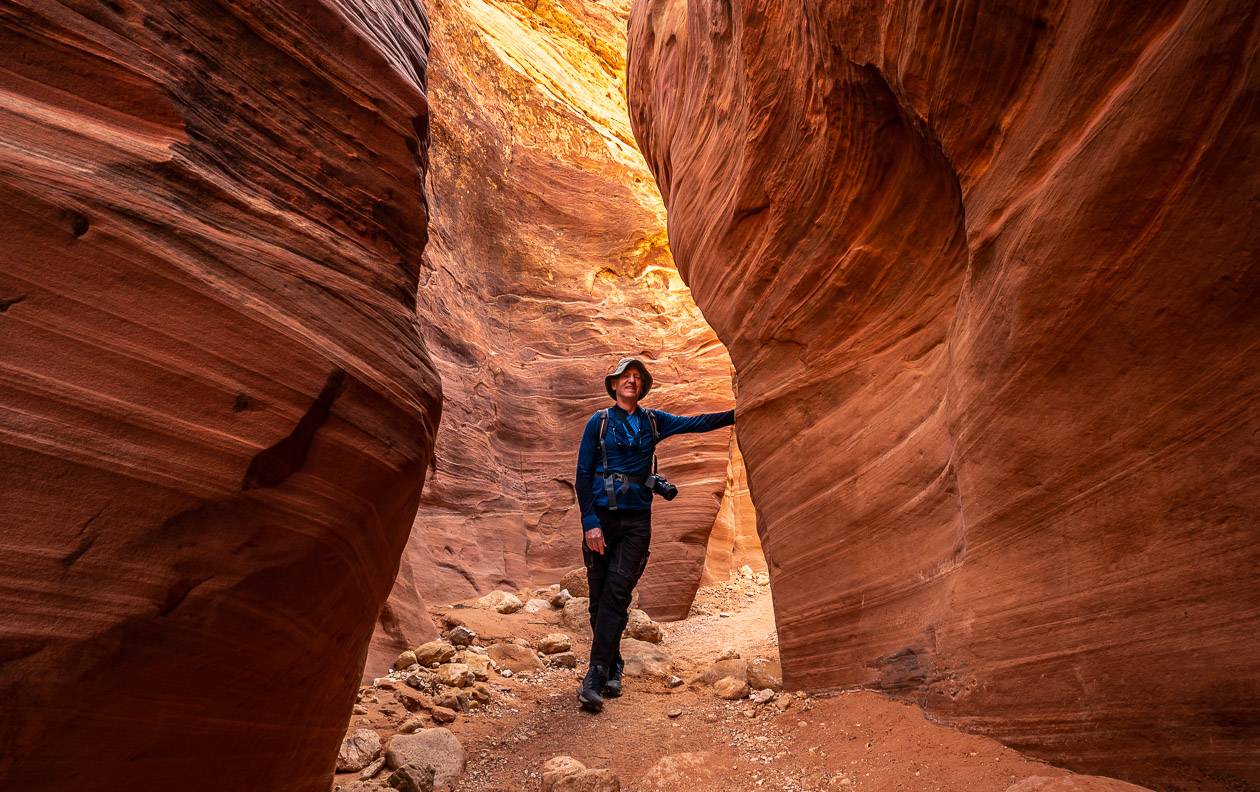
[577,664,607,712]
[603,658,625,698]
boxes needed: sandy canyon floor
[338,575,1148,792]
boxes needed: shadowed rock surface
[627,0,1260,788]
[368,0,740,676]
[0,2,439,790]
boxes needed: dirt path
[340,575,1147,792]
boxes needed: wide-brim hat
[605,357,653,399]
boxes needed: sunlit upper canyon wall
[367,0,740,676]
[627,0,1260,789]
[0,2,438,791]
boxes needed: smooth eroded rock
[533,633,572,654]
[620,637,673,678]
[476,591,524,614]
[713,676,750,700]
[625,609,663,644]
[628,0,1260,786]
[414,641,457,668]
[0,2,439,789]
[486,642,544,674]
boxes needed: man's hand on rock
[584,527,605,554]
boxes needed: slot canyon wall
[369,0,740,675]
[703,436,763,583]
[0,2,438,791]
[627,0,1260,789]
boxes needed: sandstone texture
[365,0,740,674]
[628,0,1260,788]
[0,2,438,791]
[702,437,764,583]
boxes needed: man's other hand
[584,527,605,554]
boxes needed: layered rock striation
[628,1,1260,788]
[0,2,438,790]
[368,0,739,674]
[703,437,763,584]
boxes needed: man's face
[617,368,642,400]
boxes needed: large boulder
[713,676,750,701]
[698,659,748,686]
[625,609,663,644]
[434,663,473,689]
[476,591,524,614]
[385,729,465,791]
[337,729,383,773]
[746,657,782,692]
[414,641,457,668]
[561,598,591,635]
[559,568,589,599]
[486,642,544,674]
[620,637,673,678]
[394,651,419,672]
[533,633,572,654]
[543,756,588,792]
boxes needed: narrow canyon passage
[1,1,1256,791]
[342,573,1150,792]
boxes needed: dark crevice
[60,533,96,567]
[241,368,347,490]
[157,575,212,617]
[435,559,480,591]
[61,508,105,567]
[64,209,89,237]
[0,294,27,313]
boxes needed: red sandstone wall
[627,1,1260,788]
[703,436,763,584]
[0,3,438,790]
[366,0,736,676]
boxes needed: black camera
[645,473,678,501]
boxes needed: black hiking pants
[583,507,651,672]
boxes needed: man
[573,357,735,712]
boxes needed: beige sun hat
[604,357,653,399]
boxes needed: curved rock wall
[0,3,438,790]
[366,0,738,675]
[627,1,1260,788]
[703,436,763,584]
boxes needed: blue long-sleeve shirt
[575,404,735,530]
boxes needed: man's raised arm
[652,408,735,440]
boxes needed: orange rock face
[0,3,438,791]
[366,0,737,674]
[703,437,763,584]
[628,1,1260,788]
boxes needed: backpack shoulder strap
[646,410,660,475]
[598,409,610,465]
[598,408,618,511]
